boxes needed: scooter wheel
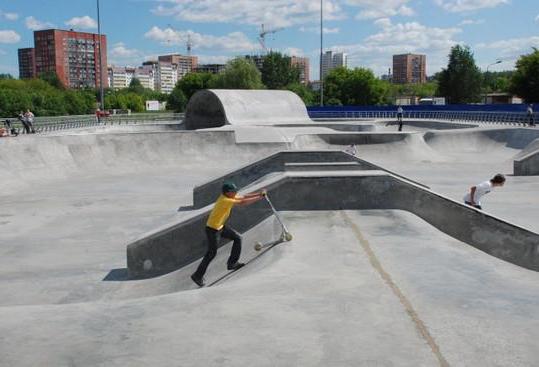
[284,232,293,242]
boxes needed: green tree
[324,67,386,105]
[286,82,316,106]
[128,78,145,95]
[437,45,482,104]
[510,48,539,103]
[0,74,14,79]
[175,72,214,100]
[261,52,300,89]
[167,88,188,112]
[39,71,65,89]
[210,58,264,89]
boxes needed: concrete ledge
[127,170,539,278]
[284,162,362,171]
[514,147,539,176]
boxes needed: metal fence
[308,110,537,126]
[1,113,184,134]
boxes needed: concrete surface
[1,111,539,366]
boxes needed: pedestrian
[17,111,30,134]
[397,106,404,131]
[463,174,506,210]
[526,104,535,127]
[3,119,18,137]
[191,182,266,287]
[24,109,36,133]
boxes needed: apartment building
[392,53,426,84]
[158,54,198,80]
[18,48,36,79]
[23,29,108,88]
[290,56,310,84]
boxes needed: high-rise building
[29,29,107,89]
[18,48,36,79]
[158,54,198,81]
[321,51,347,79]
[392,54,426,84]
[290,56,310,84]
[244,55,265,71]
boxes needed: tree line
[1,47,538,117]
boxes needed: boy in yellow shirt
[191,182,266,287]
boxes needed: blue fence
[307,104,528,113]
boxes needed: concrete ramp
[184,89,312,130]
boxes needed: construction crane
[167,24,194,56]
[258,24,284,53]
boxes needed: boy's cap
[222,182,238,193]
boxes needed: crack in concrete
[341,211,450,367]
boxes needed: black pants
[528,114,535,126]
[465,201,482,210]
[193,226,242,278]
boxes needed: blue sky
[1,0,538,79]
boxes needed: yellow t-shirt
[206,194,241,230]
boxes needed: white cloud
[345,0,415,19]
[299,26,340,34]
[434,0,508,12]
[0,30,21,43]
[144,26,259,52]
[65,16,97,29]
[458,18,485,25]
[476,36,539,58]
[151,0,344,28]
[330,18,461,74]
[110,43,141,58]
[282,47,305,57]
[198,55,233,64]
[0,10,19,21]
[25,16,55,30]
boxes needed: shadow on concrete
[103,268,129,281]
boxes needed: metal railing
[308,110,537,126]
[1,113,184,134]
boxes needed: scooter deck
[206,238,284,287]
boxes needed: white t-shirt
[463,180,492,205]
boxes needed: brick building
[290,56,310,84]
[18,48,36,79]
[19,29,108,89]
[392,53,426,84]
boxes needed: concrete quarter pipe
[184,89,313,129]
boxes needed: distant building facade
[290,56,310,84]
[195,64,226,74]
[18,48,36,79]
[158,54,198,80]
[25,29,108,88]
[392,54,426,84]
[321,51,347,79]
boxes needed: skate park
[1,90,539,366]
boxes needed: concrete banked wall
[127,170,539,278]
[191,150,427,209]
[184,89,313,130]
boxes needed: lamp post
[97,0,105,111]
[484,60,502,104]
[319,0,324,106]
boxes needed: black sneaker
[227,262,245,271]
[191,274,205,287]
